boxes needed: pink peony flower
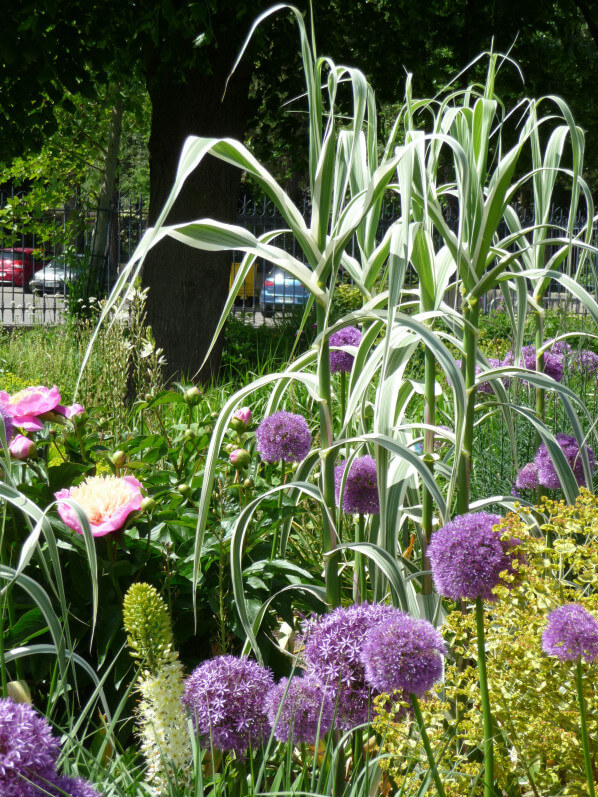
[55,475,143,536]
[55,403,86,420]
[0,386,61,432]
[9,434,36,460]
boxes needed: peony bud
[230,448,251,469]
[177,483,191,497]
[243,478,254,489]
[141,496,157,513]
[184,387,201,406]
[9,435,36,461]
[230,406,252,432]
[111,450,127,468]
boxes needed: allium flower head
[302,603,398,729]
[334,456,379,514]
[0,405,14,444]
[573,349,598,375]
[0,698,61,786]
[477,357,505,394]
[427,512,519,601]
[515,462,539,490]
[361,613,447,696]
[182,655,274,754]
[542,603,598,662]
[329,326,362,374]
[41,772,102,796]
[0,385,61,431]
[502,345,564,383]
[255,411,311,463]
[534,433,595,490]
[265,675,334,744]
[55,474,143,536]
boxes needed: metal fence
[0,191,596,325]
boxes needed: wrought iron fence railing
[0,191,596,325]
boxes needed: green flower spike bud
[123,583,175,674]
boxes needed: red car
[0,248,37,288]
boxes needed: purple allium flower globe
[0,698,61,787]
[334,456,379,514]
[542,604,598,662]
[361,613,447,697]
[534,433,595,490]
[255,411,312,464]
[302,603,398,730]
[329,326,362,374]
[182,655,274,754]
[427,512,522,602]
[265,675,334,744]
[503,344,564,383]
[515,462,539,490]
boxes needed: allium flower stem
[317,304,340,607]
[576,657,596,797]
[0,592,7,697]
[410,694,447,797]
[353,514,367,603]
[339,370,346,425]
[271,461,286,560]
[422,343,436,595]
[456,301,480,515]
[475,597,495,797]
[534,310,547,505]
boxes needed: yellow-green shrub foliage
[374,490,598,796]
[0,370,28,395]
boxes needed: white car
[30,256,84,295]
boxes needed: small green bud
[184,428,195,441]
[243,478,254,489]
[177,483,191,497]
[141,496,157,513]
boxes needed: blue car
[259,268,311,317]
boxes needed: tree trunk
[142,49,252,384]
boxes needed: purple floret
[334,456,379,515]
[427,512,520,602]
[265,675,334,744]
[534,433,595,490]
[329,326,362,374]
[44,773,103,796]
[573,349,598,375]
[542,604,598,662]
[255,411,312,463]
[0,698,61,787]
[361,613,447,696]
[182,655,274,754]
[302,603,399,730]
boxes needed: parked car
[259,268,311,317]
[30,255,84,295]
[0,248,36,288]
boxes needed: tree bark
[142,48,252,383]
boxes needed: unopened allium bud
[184,387,201,406]
[230,448,251,469]
[230,406,252,432]
[111,450,127,468]
[9,434,36,461]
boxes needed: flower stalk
[475,597,495,797]
[576,657,595,796]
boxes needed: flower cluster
[0,697,100,796]
[302,603,398,729]
[55,474,143,536]
[329,326,362,374]
[255,411,312,463]
[334,455,379,514]
[515,433,595,492]
[542,603,598,662]
[427,512,521,601]
[183,656,274,754]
